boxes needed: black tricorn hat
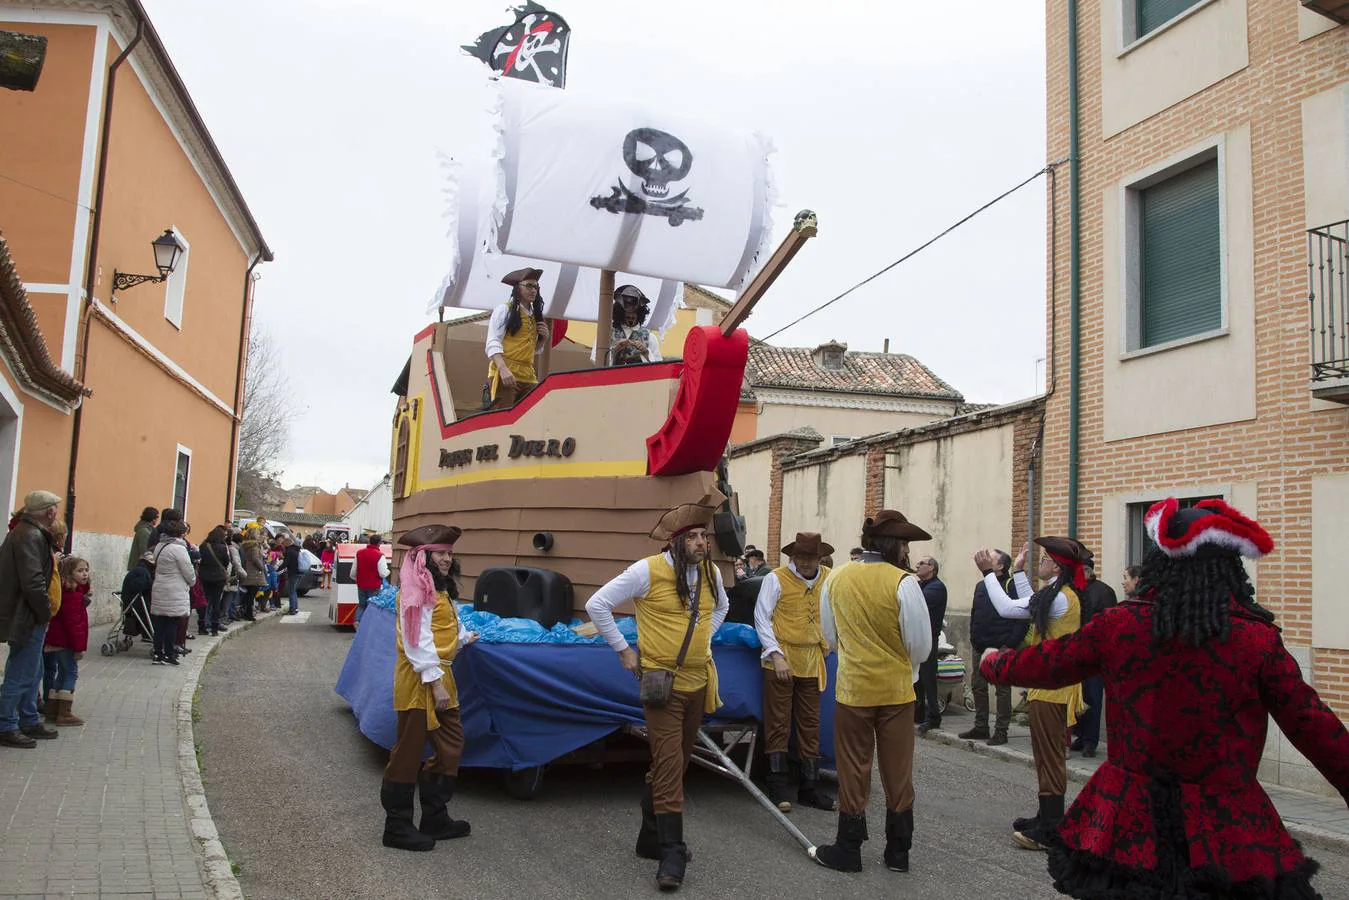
[501,267,543,286]
[399,524,462,548]
[862,510,931,542]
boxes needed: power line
[760,164,1058,343]
[0,171,94,212]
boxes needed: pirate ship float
[390,212,817,611]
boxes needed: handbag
[638,596,700,708]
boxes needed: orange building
[0,1,272,621]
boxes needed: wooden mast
[595,269,615,365]
[719,210,818,337]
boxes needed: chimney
[883,338,890,354]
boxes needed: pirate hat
[399,524,463,548]
[1034,536,1092,589]
[1143,498,1272,560]
[501,267,543,286]
[781,532,834,558]
[614,284,647,303]
[862,510,931,542]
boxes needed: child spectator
[320,540,336,590]
[44,556,90,726]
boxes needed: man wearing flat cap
[0,490,63,748]
[607,284,662,366]
[753,531,835,813]
[973,536,1089,851]
[379,524,478,851]
[814,510,933,875]
[587,499,730,892]
[484,267,551,410]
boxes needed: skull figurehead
[622,128,693,201]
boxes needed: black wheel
[502,766,545,800]
[937,693,949,716]
[100,642,114,656]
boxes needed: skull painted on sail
[622,128,693,200]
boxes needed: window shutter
[1137,0,1201,36]
[1141,159,1221,348]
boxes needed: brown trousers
[1028,700,1068,796]
[644,687,707,814]
[488,381,536,410]
[384,707,465,784]
[834,701,915,816]
[762,671,822,758]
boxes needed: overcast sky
[139,0,1048,493]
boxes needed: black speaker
[724,574,764,626]
[712,511,747,559]
[473,567,574,628]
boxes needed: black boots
[418,772,470,840]
[884,807,914,872]
[381,780,434,851]
[1013,794,1064,851]
[766,752,793,812]
[635,785,661,860]
[654,812,688,891]
[797,758,836,811]
[958,725,990,740]
[814,812,867,872]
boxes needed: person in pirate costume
[981,499,1349,898]
[379,524,479,852]
[586,500,730,892]
[484,267,550,409]
[753,531,835,813]
[607,284,662,366]
[974,535,1090,852]
[813,510,933,875]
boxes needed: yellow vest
[1022,584,1085,724]
[761,565,831,690]
[487,303,539,399]
[394,591,461,730]
[829,562,916,708]
[635,554,721,713]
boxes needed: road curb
[176,609,282,900]
[920,728,1349,853]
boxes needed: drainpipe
[64,16,144,548]
[225,252,265,521]
[1066,0,1082,538]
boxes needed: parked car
[295,547,323,597]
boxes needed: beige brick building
[1041,0,1348,792]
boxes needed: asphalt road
[197,590,1349,899]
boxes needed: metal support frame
[111,270,166,293]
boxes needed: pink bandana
[399,543,456,648]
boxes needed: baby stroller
[934,629,971,715]
[101,589,153,656]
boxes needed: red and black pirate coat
[981,599,1349,899]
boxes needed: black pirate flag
[461,3,571,89]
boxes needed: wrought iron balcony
[1309,219,1349,403]
[1301,0,1349,25]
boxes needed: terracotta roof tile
[0,231,88,407]
[746,342,962,401]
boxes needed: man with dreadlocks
[981,499,1349,898]
[607,284,663,366]
[974,535,1090,852]
[586,500,730,892]
[813,510,933,875]
[379,524,479,852]
[484,267,550,409]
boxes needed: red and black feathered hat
[1034,536,1092,590]
[1143,498,1273,560]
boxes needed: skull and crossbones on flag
[461,3,572,89]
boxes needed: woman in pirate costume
[975,535,1090,852]
[586,500,730,892]
[981,499,1349,898]
[607,284,662,366]
[484,267,550,409]
[379,524,478,852]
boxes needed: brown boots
[45,691,84,726]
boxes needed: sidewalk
[0,611,276,899]
[923,720,1349,850]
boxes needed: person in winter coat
[150,521,194,666]
[44,556,91,725]
[198,526,231,636]
[120,552,154,638]
[224,531,246,623]
[960,549,1030,746]
[0,490,62,748]
[239,537,267,621]
[145,507,182,552]
[127,507,158,569]
[283,537,303,615]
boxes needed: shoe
[1069,739,1084,752]
[814,812,867,872]
[153,656,165,666]
[21,723,58,740]
[178,646,191,655]
[766,752,793,812]
[797,758,836,811]
[284,610,298,616]
[987,732,1008,746]
[0,730,37,749]
[217,624,230,632]
[417,772,470,840]
[1013,795,1064,851]
[54,692,84,726]
[1081,746,1097,759]
[883,807,914,873]
[958,725,990,740]
[167,657,180,666]
[186,634,196,641]
[381,780,435,851]
[916,722,939,736]
[654,812,688,891]
[210,630,219,636]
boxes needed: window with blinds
[1138,158,1221,348]
[1135,0,1203,39]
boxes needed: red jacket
[354,546,385,591]
[982,599,1349,896]
[46,583,90,653]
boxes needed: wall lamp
[112,229,185,292]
